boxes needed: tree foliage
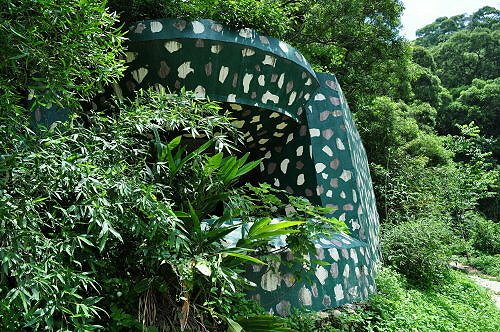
[433,28,500,88]
[438,78,500,138]
[108,0,294,37]
[287,0,410,109]
[0,0,125,110]
[415,6,500,89]
[415,6,500,47]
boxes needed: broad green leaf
[251,229,300,240]
[247,217,273,236]
[235,159,261,178]
[188,202,201,235]
[226,317,243,332]
[167,135,182,150]
[252,221,305,235]
[205,225,240,244]
[206,152,224,170]
[248,220,304,237]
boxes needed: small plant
[140,130,346,330]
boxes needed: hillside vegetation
[1,1,498,331]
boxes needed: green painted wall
[121,18,380,314]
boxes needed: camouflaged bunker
[119,18,380,314]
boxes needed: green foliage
[408,62,449,110]
[438,78,500,138]
[282,268,500,332]
[1,86,346,330]
[433,28,500,88]
[0,116,174,330]
[356,97,418,166]
[108,0,293,37]
[1,90,234,330]
[289,0,410,109]
[415,14,469,47]
[282,311,319,332]
[411,45,437,71]
[369,268,500,332]
[354,97,466,222]
[471,217,500,255]
[357,97,451,166]
[120,87,241,151]
[381,220,456,286]
[415,6,500,47]
[470,6,500,29]
[234,315,295,332]
[0,0,125,110]
[407,102,438,131]
[403,132,452,166]
[325,309,375,332]
[445,124,500,220]
[415,7,500,90]
[411,9,500,231]
[374,159,452,222]
[282,306,377,332]
[468,254,500,279]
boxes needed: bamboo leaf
[224,252,266,265]
[188,202,201,235]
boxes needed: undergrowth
[282,268,500,332]
[370,268,499,332]
[469,254,500,280]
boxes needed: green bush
[282,268,500,332]
[381,219,455,286]
[471,217,500,255]
[1,91,225,330]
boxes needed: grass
[369,268,499,332]
[282,268,499,332]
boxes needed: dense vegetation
[1,1,498,331]
[284,269,500,332]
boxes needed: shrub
[281,268,500,332]
[381,219,455,286]
[471,217,500,255]
[283,310,341,332]
[1,91,215,330]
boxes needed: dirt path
[470,275,500,308]
[451,262,500,308]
